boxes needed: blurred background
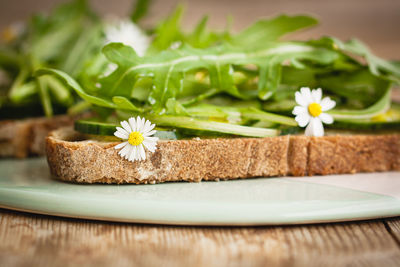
[0,0,399,59]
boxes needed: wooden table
[1,208,400,267]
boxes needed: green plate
[0,158,399,225]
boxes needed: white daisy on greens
[292,87,336,137]
[114,117,158,162]
[104,19,149,57]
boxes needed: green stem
[328,88,391,120]
[36,77,53,117]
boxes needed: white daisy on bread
[114,116,158,162]
[292,87,336,137]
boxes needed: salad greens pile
[0,0,148,119]
[3,0,400,137]
[0,0,104,118]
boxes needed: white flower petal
[118,144,131,158]
[295,91,308,107]
[114,129,129,139]
[319,113,334,124]
[143,137,157,145]
[149,123,156,131]
[142,120,152,134]
[136,116,143,132]
[305,117,324,137]
[292,106,307,116]
[295,113,311,128]
[144,136,159,143]
[141,117,146,131]
[128,117,137,132]
[305,122,313,136]
[320,97,336,111]
[120,120,132,133]
[311,88,322,103]
[124,145,133,160]
[114,141,128,150]
[142,130,156,137]
[129,146,138,162]
[104,20,149,57]
[139,144,146,160]
[116,127,129,136]
[142,140,156,152]
[300,87,312,104]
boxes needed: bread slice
[46,127,400,184]
[0,115,74,158]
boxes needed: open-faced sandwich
[33,3,400,184]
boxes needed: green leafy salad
[0,0,106,118]
[3,0,400,138]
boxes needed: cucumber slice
[329,105,400,131]
[328,120,400,131]
[74,120,178,140]
[75,120,117,136]
[154,130,179,140]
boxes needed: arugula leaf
[310,37,400,82]
[112,96,143,112]
[318,69,391,107]
[208,63,244,99]
[166,98,190,115]
[258,59,282,100]
[148,5,184,53]
[343,39,400,79]
[101,42,338,114]
[36,68,116,109]
[147,6,226,52]
[59,23,103,77]
[130,0,152,23]
[148,66,184,113]
[230,15,318,47]
[44,75,73,106]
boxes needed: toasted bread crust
[307,135,400,175]
[45,128,400,184]
[0,115,74,158]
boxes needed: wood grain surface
[0,208,399,267]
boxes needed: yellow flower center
[308,102,322,117]
[128,131,144,146]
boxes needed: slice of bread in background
[46,128,400,184]
[0,115,74,158]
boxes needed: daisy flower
[169,41,182,50]
[292,87,336,137]
[114,117,158,162]
[104,19,149,57]
[2,22,25,43]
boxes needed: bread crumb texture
[46,128,400,184]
